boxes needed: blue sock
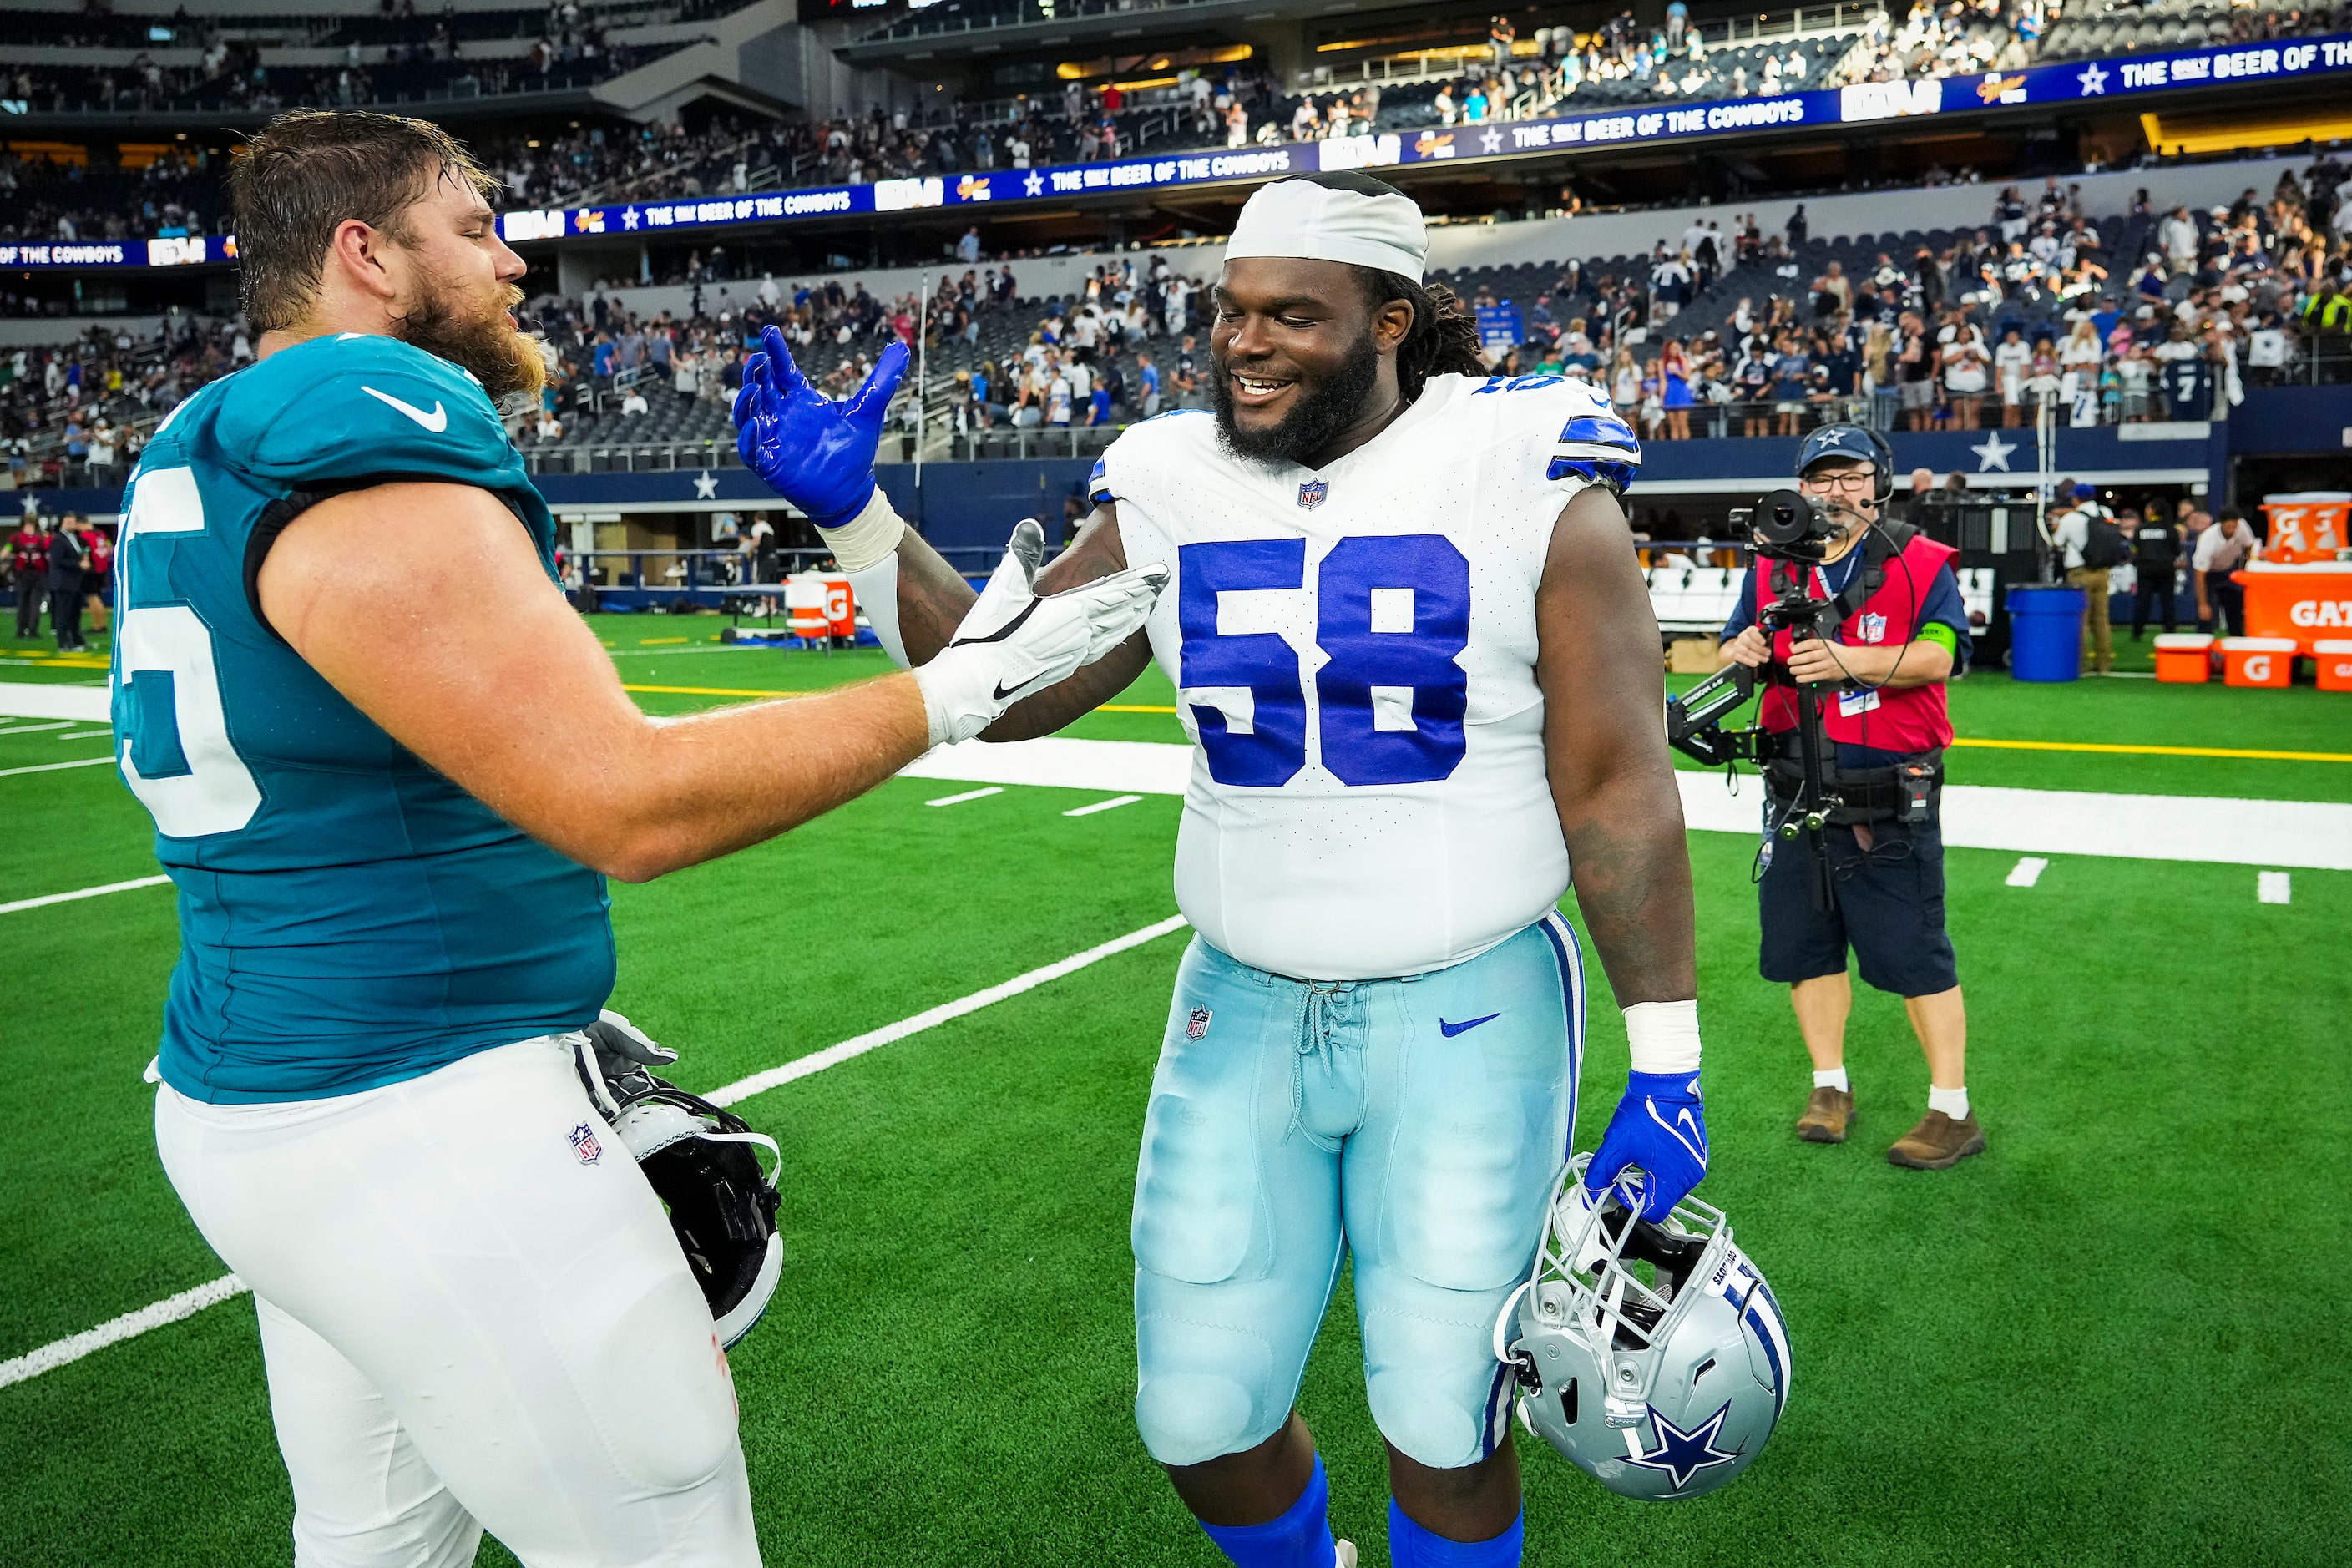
[1198,1454,1338,1568]
[1387,1499,1524,1568]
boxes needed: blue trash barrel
[2006,586,2086,682]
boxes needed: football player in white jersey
[734,173,1710,1568]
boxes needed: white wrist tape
[817,488,908,574]
[842,554,908,667]
[1624,999,1702,1075]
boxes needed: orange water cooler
[2317,639,2352,693]
[2219,637,2297,688]
[2258,493,2350,563]
[2152,633,2213,682]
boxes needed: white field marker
[0,874,173,917]
[1064,794,1143,817]
[0,721,73,736]
[924,786,1004,807]
[2005,857,2050,888]
[0,757,116,779]
[58,731,113,741]
[0,913,1193,1391]
[2258,871,2292,905]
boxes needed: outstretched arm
[889,505,1153,741]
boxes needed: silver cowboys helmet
[1494,1154,1791,1501]
[574,1020,784,1349]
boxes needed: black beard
[394,273,548,405]
[1212,329,1381,468]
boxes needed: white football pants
[154,1035,761,1568]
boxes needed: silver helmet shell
[1495,1154,1790,1501]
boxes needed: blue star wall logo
[1023,171,1045,198]
[1624,1403,1743,1490]
[1970,432,2016,472]
[2076,62,2108,94]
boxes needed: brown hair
[230,109,497,333]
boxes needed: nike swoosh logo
[362,385,448,432]
[1439,1012,1500,1037]
[993,677,1032,701]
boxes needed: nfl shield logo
[1297,478,1329,510]
[1859,612,1889,644]
[1186,1007,1213,1039]
[569,1121,603,1165]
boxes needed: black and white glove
[576,1007,679,1118]
[912,519,1167,746]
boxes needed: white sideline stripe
[2006,857,2050,888]
[706,913,1190,1109]
[0,721,73,736]
[924,786,1004,807]
[0,1273,250,1391]
[1064,793,1142,817]
[0,756,117,779]
[899,737,2352,870]
[0,913,1192,1391]
[0,683,110,722]
[0,873,172,916]
[2258,871,2293,904]
[58,731,113,741]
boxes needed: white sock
[1813,1066,1849,1093]
[1929,1084,1970,1120]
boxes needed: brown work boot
[1887,1110,1986,1171]
[1795,1085,1853,1143]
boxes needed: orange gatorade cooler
[2317,640,2352,692]
[820,575,855,639]
[2220,636,2297,688]
[2259,493,2350,564]
[2152,632,2213,682]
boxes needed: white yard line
[0,683,110,723]
[0,757,116,779]
[1064,794,1143,817]
[2005,857,2050,888]
[0,721,73,736]
[924,786,1004,807]
[901,737,2352,871]
[58,731,113,741]
[0,874,172,917]
[0,913,1191,1392]
[2258,871,2293,904]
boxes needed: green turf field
[3,616,2348,1565]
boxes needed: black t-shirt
[2133,522,2178,569]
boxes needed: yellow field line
[1098,703,1179,713]
[1949,737,2352,763]
[638,637,690,645]
[623,683,803,698]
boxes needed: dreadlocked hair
[1363,271,1488,403]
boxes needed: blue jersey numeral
[1176,534,1471,788]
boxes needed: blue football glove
[1585,1070,1708,1220]
[731,325,908,528]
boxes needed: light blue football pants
[1132,914,1585,1472]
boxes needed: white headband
[1226,178,1429,282]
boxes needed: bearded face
[392,262,549,406]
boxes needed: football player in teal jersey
[126,111,1162,1568]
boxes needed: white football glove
[576,1007,679,1119]
[913,519,1167,747]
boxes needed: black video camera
[1730,487,1839,564]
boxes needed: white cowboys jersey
[1094,372,1641,980]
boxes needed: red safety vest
[1757,532,1957,756]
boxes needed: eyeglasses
[1804,471,1875,494]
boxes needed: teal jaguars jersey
[114,333,613,1104]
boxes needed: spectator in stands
[1940,316,1990,429]
[1896,311,1935,430]
[2193,506,2258,637]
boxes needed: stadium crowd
[8,158,2352,488]
[16,0,2345,245]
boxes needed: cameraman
[1718,426,1983,1171]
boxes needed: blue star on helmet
[1624,1403,1743,1490]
